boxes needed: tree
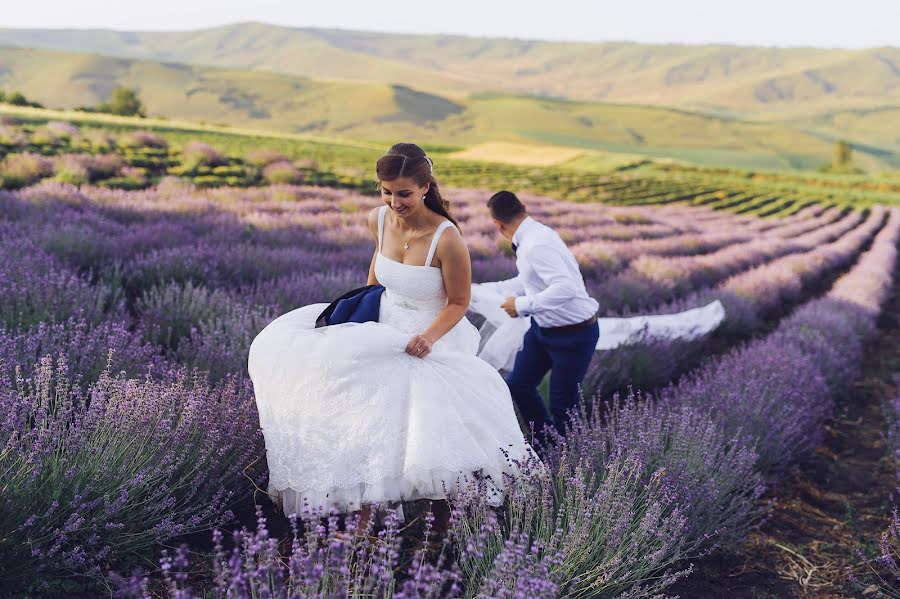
[1,90,43,108]
[833,139,852,167]
[818,138,864,174]
[7,91,29,106]
[98,86,146,117]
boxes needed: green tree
[819,138,863,174]
[1,91,43,108]
[833,139,852,167]
[98,86,146,117]
[7,91,29,106]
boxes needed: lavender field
[1,179,898,598]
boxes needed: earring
[423,195,426,200]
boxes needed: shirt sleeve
[514,248,579,317]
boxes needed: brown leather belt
[539,314,598,335]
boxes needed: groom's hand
[501,296,519,317]
[406,334,434,359]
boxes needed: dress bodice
[374,206,455,315]
[373,207,479,352]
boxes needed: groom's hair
[488,190,526,223]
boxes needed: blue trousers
[505,319,599,439]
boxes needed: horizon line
[0,20,896,52]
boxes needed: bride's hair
[376,143,459,229]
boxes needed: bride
[248,143,538,530]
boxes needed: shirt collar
[512,216,536,247]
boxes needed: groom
[484,190,600,441]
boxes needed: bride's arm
[366,207,380,286]
[421,227,471,343]
[366,252,379,286]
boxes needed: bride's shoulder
[434,221,467,258]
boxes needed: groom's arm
[513,248,578,317]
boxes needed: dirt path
[669,274,900,598]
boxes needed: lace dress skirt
[248,283,538,516]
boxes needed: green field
[2,104,897,213]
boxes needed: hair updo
[376,143,459,228]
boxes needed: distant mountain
[0,22,898,116]
[5,45,899,172]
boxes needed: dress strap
[377,206,387,252]
[425,220,455,267]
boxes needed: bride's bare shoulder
[432,223,467,265]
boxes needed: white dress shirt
[483,216,599,328]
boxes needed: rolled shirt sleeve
[514,249,579,317]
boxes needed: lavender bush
[0,225,116,329]
[54,153,124,185]
[0,152,55,188]
[0,313,165,385]
[118,130,168,150]
[453,447,691,598]
[664,337,831,477]
[179,141,228,171]
[245,148,290,168]
[545,393,767,552]
[263,160,304,185]
[112,504,464,599]
[0,359,264,591]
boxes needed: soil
[668,273,900,599]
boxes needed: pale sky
[2,0,898,48]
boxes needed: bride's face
[380,177,429,218]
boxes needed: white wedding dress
[248,206,538,516]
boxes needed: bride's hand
[406,334,434,359]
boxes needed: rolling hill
[0,22,898,116]
[4,45,895,171]
[0,46,467,134]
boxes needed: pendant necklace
[403,224,423,250]
[399,210,425,250]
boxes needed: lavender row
[586,206,886,400]
[593,208,865,312]
[667,208,898,504]
[108,203,896,597]
[571,204,846,282]
[839,209,900,597]
[0,181,830,326]
[461,207,900,597]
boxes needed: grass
[448,141,587,166]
